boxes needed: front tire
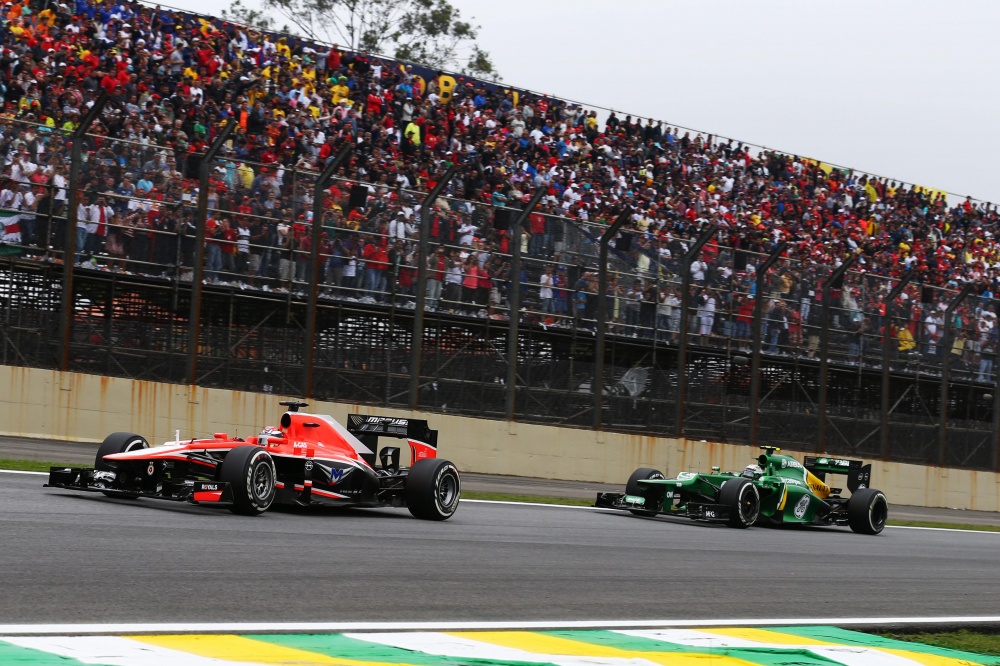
[406,459,461,521]
[848,488,888,535]
[219,446,276,516]
[94,432,149,498]
[719,478,760,528]
[625,467,665,516]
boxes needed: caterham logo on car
[794,495,810,519]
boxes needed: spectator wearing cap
[0,0,995,359]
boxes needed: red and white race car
[46,401,461,520]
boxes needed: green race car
[595,447,888,535]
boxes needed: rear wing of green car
[803,456,872,493]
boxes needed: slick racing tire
[219,446,276,516]
[719,478,760,528]
[94,432,150,498]
[847,488,888,535]
[625,467,665,517]
[406,459,461,521]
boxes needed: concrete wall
[2,365,998,511]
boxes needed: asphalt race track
[1,471,998,626]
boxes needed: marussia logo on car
[367,417,408,425]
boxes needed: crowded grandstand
[0,0,998,376]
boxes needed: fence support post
[939,283,975,465]
[185,120,238,386]
[674,224,718,438]
[748,242,787,447]
[880,271,914,461]
[817,253,858,453]
[993,297,1000,472]
[593,211,631,430]
[408,165,457,410]
[59,91,109,371]
[303,145,353,399]
[505,187,547,421]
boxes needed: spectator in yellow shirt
[236,162,255,190]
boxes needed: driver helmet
[742,464,762,479]
[259,426,284,438]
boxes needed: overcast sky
[166,0,1000,205]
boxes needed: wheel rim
[252,462,274,500]
[741,486,760,523]
[437,471,459,509]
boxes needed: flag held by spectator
[0,211,22,245]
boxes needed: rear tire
[94,432,149,498]
[219,446,276,516]
[406,459,461,521]
[848,488,888,535]
[625,467,665,516]
[719,478,760,528]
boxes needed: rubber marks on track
[0,626,992,665]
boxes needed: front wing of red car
[46,467,237,507]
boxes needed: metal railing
[0,118,997,471]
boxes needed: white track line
[2,616,1000,636]
[0,636,263,666]
[886,524,1000,534]
[461,498,597,510]
[616,629,920,666]
[11,469,1000,534]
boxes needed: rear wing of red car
[803,456,872,493]
[346,415,438,447]
[346,415,438,469]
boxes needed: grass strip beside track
[462,491,594,506]
[0,459,76,473]
[877,630,1000,659]
[889,521,1000,532]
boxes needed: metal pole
[991,297,1000,472]
[939,282,975,465]
[674,224,718,438]
[817,253,858,453]
[880,271,913,461]
[59,91,109,371]
[505,187,547,421]
[748,242,787,447]
[408,165,457,409]
[593,210,632,430]
[186,120,238,385]
[303,145,353,398]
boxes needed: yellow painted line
[130,634,414,666]
[702,628,832,645]
[447,631,759,665]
